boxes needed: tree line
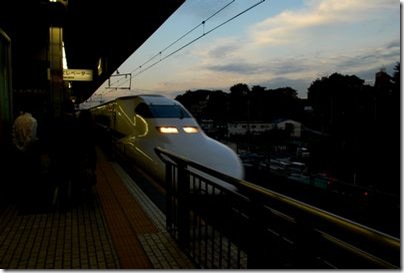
[175,62,400,194]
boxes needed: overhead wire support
[106,73,132,90]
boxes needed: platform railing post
[176,161,190,249]
[246,193,269,269]
[165,162,173,232]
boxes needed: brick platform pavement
[0,196,119,269]
[0,148,195,269]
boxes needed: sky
[83,0,400,107]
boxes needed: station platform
[0,147,196,269]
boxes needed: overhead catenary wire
[106,0,266,91]
[129,0,236,76]
[106,0,236,90]
[133,0,266,77]
[108,0,237,89]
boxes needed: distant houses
[227,121,273,136]
[272,119,302,138]
[176,89,307,139]
[200,118,303,138]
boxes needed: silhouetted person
[74,109,97,195]
[76,109,97,172]
[49,100,79,209]
[12,103,41,210]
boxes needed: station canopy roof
[0,0,185,101]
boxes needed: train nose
[165,137,244,180]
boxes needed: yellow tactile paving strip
[96,152,158,269]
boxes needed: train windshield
[135,103,191,119]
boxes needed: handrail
[155,147,400,269]
[236,179,399,247]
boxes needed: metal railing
[155,147,400,269]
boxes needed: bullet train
[89,94,244,190]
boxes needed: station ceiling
[0,0,185,102]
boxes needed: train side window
[135,103,153,118]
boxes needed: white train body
[90,95,244,189]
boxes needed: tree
[203,90,229,121]
[392,61,400,94]
[307,73,368,183]
[228,83,250,121]
[266,87,301,121]
[251,85,266,94]
[229,83,250,97]
[307,73,364,133]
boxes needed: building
[227,122,274,136]
[226,119,302,138]
[273,119,302,138]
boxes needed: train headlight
[157,126,179,134]
[182,126,199,133]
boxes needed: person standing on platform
[73,109,97,197]
[12,104,38,153]
[49,100,78,209]
[12,103,40,210]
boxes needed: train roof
[118,94,178,105]
[89,94,177,109]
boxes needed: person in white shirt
[12,106,38,152]
[11,104,41,210]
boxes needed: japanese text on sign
[63,69,93,81]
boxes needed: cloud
[98,0,399,103]
[196,37,399,98]
[192,0,399,78]
[206,43,242,59]
[315,40,400,77]
[206,57,310,76]
[250,0,397,46]
[207,61,265,75]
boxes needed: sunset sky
[83,0,400,107]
